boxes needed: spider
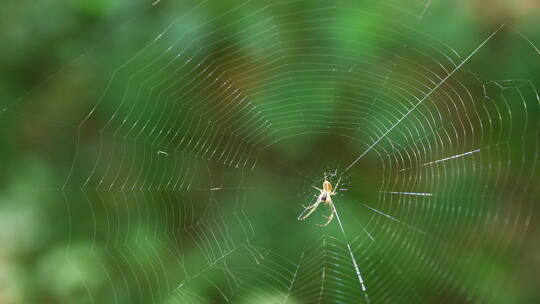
[297,173,341,226]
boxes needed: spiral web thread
[8,0,534,303]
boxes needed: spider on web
[297,172,342,226]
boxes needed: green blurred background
[1,0,539,303]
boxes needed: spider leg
[312,185,323,192]
[316,201,336,227]
[298,197,322,220]
[333,176,342,193]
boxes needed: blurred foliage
[1,0,539,303]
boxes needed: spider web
[6,0,540,303]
